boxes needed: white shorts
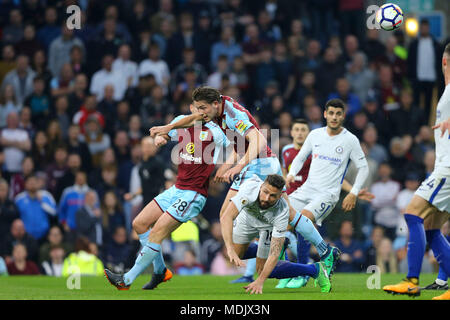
[232,217,273,259]
[289,187,337,226]
[414,170,450,213]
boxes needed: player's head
[258,174,285,209]
[324,98,346,131]
[192,86,222,122]
[290,118,309,145]
[442,42,450,75]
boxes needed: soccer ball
[376,3,404,31]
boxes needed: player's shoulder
[282,143,295,154]
[342,128,361,144]
[240,174,264,191]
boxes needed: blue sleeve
[58,192,68,222]
[224,103,254,137]
[41,192,57,216]
[168,115,187,139]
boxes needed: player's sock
[425,229,450,276]
[242,242,258,259]
[269,261,318,279]
[290,212,328,257]
[404,214,426,281]
[296,232,311,264]
[138,230,150,246]
[138,229,166,274]
[244,258,256,277]
[124,242,161,286]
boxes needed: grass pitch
[0,273,442,300]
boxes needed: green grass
[0,273,442,300]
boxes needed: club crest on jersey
[222,118,227,129]
[186,142,195,154]
[235,120,248,134]
[199,131,208,141]
[336,146,343,154]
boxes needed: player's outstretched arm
[149,113,204,137]
[245,236,285,294]
[219,201,245,267]
[432,117,450,137]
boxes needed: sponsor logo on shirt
[186,142,195,154]
[180,152,202,164]
[235,120,248,134]
[313,154,342,165]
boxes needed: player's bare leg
[132,200,164,235]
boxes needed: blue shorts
[153,186,207,223]
[231,157,284,191]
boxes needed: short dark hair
[192,86,222,104]
[265,174,285,190]
[325,98,345,111]
[291,118,309,130]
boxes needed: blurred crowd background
[0,0,449,278]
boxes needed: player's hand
[244,280,263,294]
[432,117,450,137]
[342,193,357,212]
[154,135,168,147]
[227,248,245,268]
[357,188,375,202]
[285,175,295,189]
[149,125,171,137]
[214,164,232,183]
[222,165,243,184]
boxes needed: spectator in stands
[101,191,125,241]
[0,84,21,128]
[0,218,38,264]
[41,244,65,276]
[38,225,72,265]
[67,74,88,118]
[55,153,83,201]
[2,9,24,45]
[9,156,34,199]
[6,243,40,275]
[80,116,111,167]
[0,179,19,244]
[14,175,57,241]
[345,52,377,105]
[370,163,401,240]
[14,24,43,60]
[362,124,388,164]
[48,23,84,78]
[211,26,243,70]
[69,45,87,76]
[171,47,207,92]
[50,62,75,98]
[30,131,51,172]
[58,171,92,233]
[90,54,126,102]
[407,19,441,119]
[174,249,205,276]
[31,49,53,92]
[0,45,16,85]
[36,6,61,50]
[1,54,35,106]
[389,88,425,138]
[62,236,104,277]
[328,77,361,117]
[138,43,170,95]
[334,220,365,273]
[363,225,385,269]
[0,112,31,176]
[24,76,50,127]
[112,44,138,89]
[45,146,68,196]
[376,237,398,273]
[103,226,132,273]
[75,190,103,246]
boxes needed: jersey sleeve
[272,201,290,238]
[168,115,187,139]
[349,135,368,169]
[224,105,254,137]
[230,175,261,212]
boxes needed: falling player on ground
[220,174,331,294]
[104,106,230,290]
[383,43,450,300]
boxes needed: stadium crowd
[0,0,449,277]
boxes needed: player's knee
[302,210,315,222]
[132,217,147,234]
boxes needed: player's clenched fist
[149,125,171,137]
[285,175,295,189]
